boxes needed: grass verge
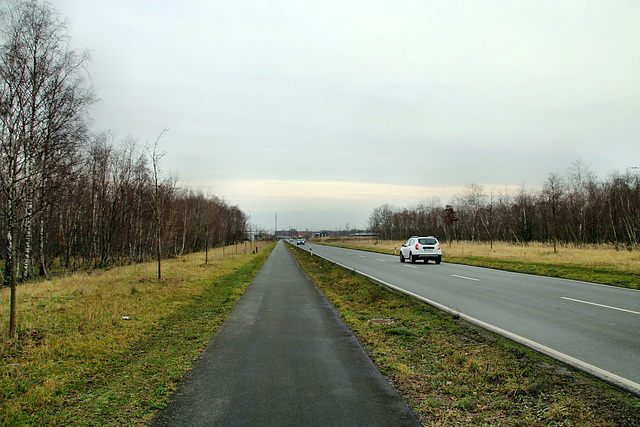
[0,242,275,426]
[443,256,640,289]
[288,244,640,426]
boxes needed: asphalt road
[298,242,640,395]
[150,241,420,426]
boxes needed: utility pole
[275,213,278,240]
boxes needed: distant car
[400,236,442,264]
[297,239,306,245]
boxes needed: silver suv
[400,236,442,264]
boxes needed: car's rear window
[419,238,437,245]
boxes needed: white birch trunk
[38,209,47,277]
[22,197,33,281]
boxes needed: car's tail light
[415,243,419,250]
[437,243,441,249]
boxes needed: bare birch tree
[0,0,94,338]
[148,129,169,281]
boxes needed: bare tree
[543,173,565,253]
[148,129,169,281]
[481,191,495,250]
[567,159,595,245]
[0,0,94,338]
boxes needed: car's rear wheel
[435,256,441,264]
[410,253,416,263]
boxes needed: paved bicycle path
[150,241,420,426]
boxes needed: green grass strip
[445,256,640,290]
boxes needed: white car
[400,236,442,264]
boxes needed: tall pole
[275,213,278,240]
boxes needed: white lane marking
[452,274,480,282]
[404,265,418,269]
[359,255,365,258]
[376,259,386,262]
[561,297,640,315]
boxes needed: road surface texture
[300,243,640,395]
[151,241,420,426]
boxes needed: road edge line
[304,246,640,397]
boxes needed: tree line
[10,133,247,274]
[0,0,247,338]
[368,160,640,251]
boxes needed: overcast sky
[52,0,640,231]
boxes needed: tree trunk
[8,189,18,339]
[38,209,48,277]
[3,222,11,287]
[204,216,209,265]
[180,209,187,256]
[156,224,162,281]
[22,197,33,281]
